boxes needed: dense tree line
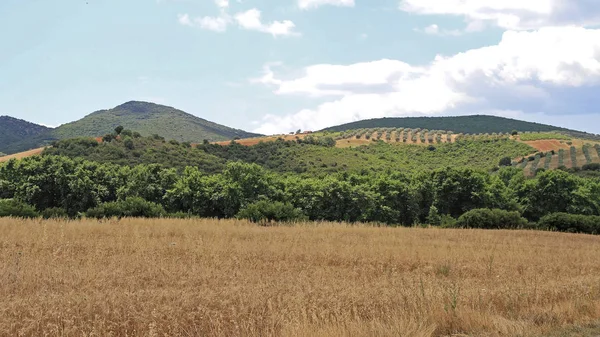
[2,155,600,232]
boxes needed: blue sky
[1,0,600,134]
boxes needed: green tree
[427,205,442,226]
[498,156,512,167]
[114,125,124,135]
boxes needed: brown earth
[0,147,45,162]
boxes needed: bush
[455,208,528,230]
[538,213,600,234]
[41,207,69,219]
[582,163,600,171]
[498,156,512,167]
[123,136,134,150]
[0,199,38,218]
[237,200,307,224]
[86,197,166,219]
[427,205,442,226]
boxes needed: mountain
[322,115,599,139]
[0,101,261,155]
[52,101,261,142]
[0,116,51,148]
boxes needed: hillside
[322,115,599,140]
[0,116,51,154]
[52,101,261,142]
[0,101,261,155]
[44,132,534,175]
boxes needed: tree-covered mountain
[322,115,599,139]
[0,116,51,152]
[0,101,262,155]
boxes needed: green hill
[0,116,51,153]
[53,101,261,142]
[322,115,599,139]
[0,101,261,155]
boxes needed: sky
[1,0,600,135]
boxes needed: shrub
[582,163,600,171]
[86,197,166,219]
[427,205,442,226]
[237,200,307,224]
[41,207,69,219]
[120,129,133,137]
[498,157,512,167]
[123,137,134,150]
[455,209,528,230]
[0,199,38,218]
[538,213,600,235]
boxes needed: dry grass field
[0,147,45,163]
[2,218,600,337]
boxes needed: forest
[2,148,600,233]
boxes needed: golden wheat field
[2,218,600,337]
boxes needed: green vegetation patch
[519,132,571,141]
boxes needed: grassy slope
[322,115,600,140]
[53,101,261,142]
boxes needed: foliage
[427,205,442,226]
[0,199,38,218]
[583,144,593,164]
[455,209,528,229]
[582,163,600,171]
[86,197,166,219]
[538,213,600,234]
[237,200,307,224]
[44,136,226,173]
[519,133,571,141]
[543,152,553,169]
[3,137,600,234]
[499,157,512,167]
[41,207,69,219]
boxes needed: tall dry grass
[2,218,600,337]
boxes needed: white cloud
[179,4,298,37]
[298,0,355,10]
[235,9,298,37]
[254,27,600,134]
[400,0,600,30]
[415,24,463,36]
[215,0,229,8]
[178,13,230,32]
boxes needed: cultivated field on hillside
[0,147,44,163]
[2,218,600,337]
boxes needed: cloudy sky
[1,0,600,134]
